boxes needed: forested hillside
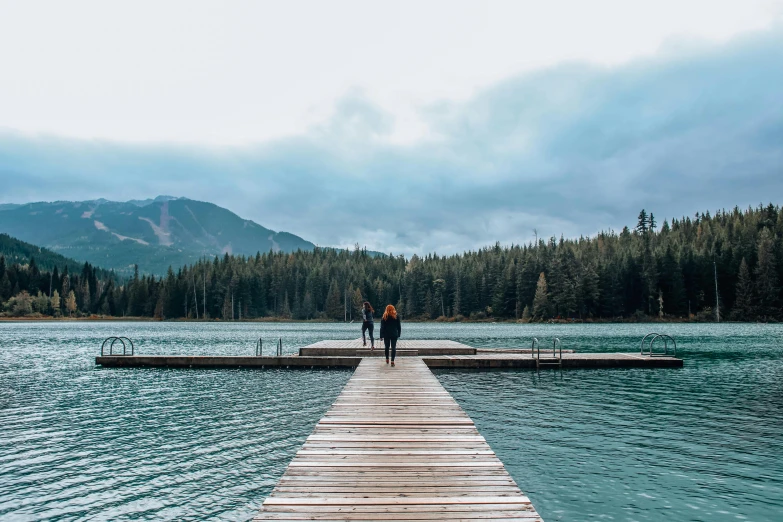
[2,205,781,321]
[0,234,115,277]
[0,234,116,317]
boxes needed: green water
[1,322,781,520]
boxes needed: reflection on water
[1,322,781,520]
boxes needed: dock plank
[254,358,542,521]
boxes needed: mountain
[0,197,315,275]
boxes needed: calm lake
[1,322,781,521]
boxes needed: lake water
[1,322,781,521]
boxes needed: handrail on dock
[640,332,660,355]
[255,338,283,356]
[649,334,677,357]
[531,337,562,370]
[553,337,562,359]
[531,337,561,360]
[100,336,134,356]
[640,332,676,357]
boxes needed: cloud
[1,29,782,255]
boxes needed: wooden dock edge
[95,355,361,368]
[422,355,683,369]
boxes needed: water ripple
[436,331,783,522]
[2,321,782,521]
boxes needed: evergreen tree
[28,257,40,294]
[754,229,781,320]
[599,266,623,318]
[636,209,649,233]
[731,258,754,320]
[660,246,686,315]
[281,290,291,319]
[0,271,10,301]
[424,289,435,319]
[325,279,342,320]
[155,289,166,319]
[81,280,91,312]
[452,272,462,318]
[579,263,600,318]
[302,291,315,319]
[532,272,550,319]
[432,278,446,318]
[61,273,70,313]
[516,258,538,314]
[492,263,517,318]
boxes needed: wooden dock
[254,356,542,521]
[93,339,682,519]
[95,339,681,369]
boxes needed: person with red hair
[379,304,402,366]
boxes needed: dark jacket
[379,316,401,340]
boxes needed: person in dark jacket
[379,304,402,366]
[361,301,375,349]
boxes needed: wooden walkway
[254,357,541,521]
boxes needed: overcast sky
[1,1,783,254]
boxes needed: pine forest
[1,205,782,322]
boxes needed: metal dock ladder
[532,337,562,369]
[640,333,677,357]
[255,338,283,356]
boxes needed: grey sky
[1,2,782,254]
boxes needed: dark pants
[362,321,374,345]
[384,337,397,361]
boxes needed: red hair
[382,304,397,320]
[363,301,374,313]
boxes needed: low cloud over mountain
[1,28,782,255]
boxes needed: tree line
[2,204,781,321]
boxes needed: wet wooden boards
[253,357,542,521]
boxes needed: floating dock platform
[96,339,682,369]
[423,352,682,369]
[300,339,480,356]
[253,357,542,521]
